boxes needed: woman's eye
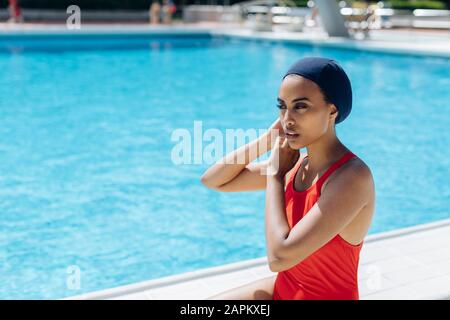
[295,105,306,109]
[276,104,286,109]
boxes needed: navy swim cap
[282,57,352,124]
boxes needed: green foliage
[388,0,446,9]
[350,0,447,9]
[289,0,310,7]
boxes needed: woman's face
[277,75,338,150]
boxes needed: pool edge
[65,217,450,300]
[0,26,449,58]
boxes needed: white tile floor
[68,218,450,300]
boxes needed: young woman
[201,57,375,300]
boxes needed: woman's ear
[329,104,339,121]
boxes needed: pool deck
[68,218,450,300]
[0,22,449,58]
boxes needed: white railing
[341,7,450,29]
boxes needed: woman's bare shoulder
[348,156,374,183]
[320,153,373,190]
[323,155,375,199]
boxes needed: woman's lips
[285,132,300,140]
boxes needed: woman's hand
[267,118,284,150]
[267,136,300,179]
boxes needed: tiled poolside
[68,218,450,300]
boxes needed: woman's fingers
[273,136,281,150]
[281,136,288,148]
[268,118,285,139]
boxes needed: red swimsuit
[273,151,364,300]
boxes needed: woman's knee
[206,275,276,300]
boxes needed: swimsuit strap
[315,151,356,189]
[287,151,356,190]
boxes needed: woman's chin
[287,140,302,150]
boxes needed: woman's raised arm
[200,120,282,192]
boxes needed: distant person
[307,6,318,27]
[8,0,23,23]
[304,1,319,28]
[366,4,382,30]
[149,0,161,25]
[162,0,177,24]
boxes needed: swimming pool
[0,33,449,299]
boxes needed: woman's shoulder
[322,153,374,196]
[347,154,373,181]
[322,152,374,192]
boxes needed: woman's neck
[305,129,349,174]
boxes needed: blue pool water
[0,34,449,299]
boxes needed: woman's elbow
[200,170,212,186]
[200,174,209,187]
[200,174,222,190]
[268,254,304,272]
[269,262,284,273]
[268,257,285,273]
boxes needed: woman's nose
[283,110,295,127]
